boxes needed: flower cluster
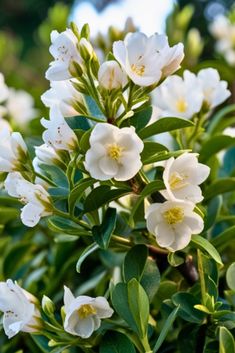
[153,68,231,119]
[0,73,37,126]
[0,280,113,340]
[145,153,210,251]
[210,14,235,66]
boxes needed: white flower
[0,118,11,132]
[0,128,28,172]
[6,89,37,124]
[41,105,78,151]
[210,15,235,66]
[46,29,82,81]
[0,279,40,338]
[41,79,85,117]
[98,60,126,90]
[0,73,9,103]
[4,172,52,227]
[161,153,210,203]
[113,32,184,86]
[63,286,113,338]
[145,200,204,251]
[152,70,203,119]
[197,68,231,109]
[34,143,63,166]
[85,123,144,181]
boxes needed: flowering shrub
[0,18,235,353]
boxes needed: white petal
[21,203,44,227]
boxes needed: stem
[141,334,153,353]
[53,208,91,230]
[34,172,57,187]
[197,249,206,305]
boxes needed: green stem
[141,334,152,353]
[197,249,206,306]
[53,208,91,230]
[34,172,57,187]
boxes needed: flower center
[169,172,188,190]
[176,98,188,113]
[107,144,123,160]
[163,207,184,225]
[77,304,97,319]
[131,64,145,76]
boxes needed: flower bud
[69,60,84,77]
[98,61,125,90]
[42,295,55,316]
[80,23,90,39]
[79,38,94,61]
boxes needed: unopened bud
[42,295,55,316]
[98,60,124,90]
[70,21,80,40]
[81,23,90,39]
[186,28,204,58]
[79,38,94,61]
[69,60,84,77]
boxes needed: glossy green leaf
[84,185,131,212]
[204,196,222,231]
[204,178,235,201]
[153,306,180,352]
[141,141,168,164]
[123,244,148,282]
[199,135,235,163]
[48,216,89,236]
[219,326,235,353]
[127,279,149,338]
[68,178,94,215]
[226,263,235,291]
[191,235,223,265]
[211,225,235,251]
[100,331,136,353]
[76,242,99,273]
[122,106,152,131]
[140,258,161,302]
[172,292,205,323]
[92,207,117,249]
[138,117,194,139]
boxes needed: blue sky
[72,0,175,36]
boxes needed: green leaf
[204,196,222,231]
[138,117,194,139]
[199,135,235,163]
[204,178,235,201]
[100,331,136,353]
[140,258,161,302]
[85,95,105,119]
[141,141,168,164]
[48,216,89,236]
[69,178,94,215]
[127,279,149,338]
[226,263,235,291]
[219,326,235,353]
[211,225,235,251]
[191,235,223,266]
[39,164,69,188]
[65,115,91,130]
[84,185,131,212]
[123,244,148,282]
[76,242,99,273]
[112,283,139,335]
[0,207,19,224]
[92,207,117,249]
[172,292,205,323]
[208,104,235,134]
[129,106,152,131]
[153,306,180,352]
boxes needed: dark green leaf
[172,292,205,323]
[141,141,168,164]
[84,185,131,212]
[100,331,136,353]
[204,196,222,231]
[69,178,94,215]
[76,242,99,273]
[211,225,235,251]
[204,178,235,201]
[199,135,235,163]
[123,106,152,131]
[219,326,235,353]
[153,306,180,352]
[48,216,89,236]
[92,208,117,249]
[140,258,160,302]
[138,117,194,139]
[123,244,148,282]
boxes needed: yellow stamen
[131,64,145,76]
[163,207,184,225]
[176,98,188,113]
[77,304,97,319]
[107,144,123,160]
[169,172,188,190]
